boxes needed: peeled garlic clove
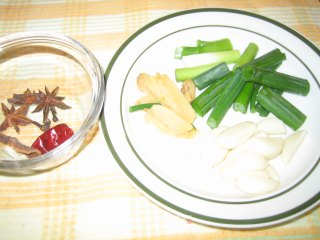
[239,166,280,181]
[219,150,268,180]
[216,147,246,177]
[233,150,268,172]
[257,118,287,135]
[236,174,279,195]
[282,130,307,165]
[199,132,228,167]
[244,136,284,160]
[217,121,256,149]
[244,170,270,179]
[265,166,280,181]
[252,131,268,138]
[211,148,229,167]
[219,162,240,180]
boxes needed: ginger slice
[145,105,196,138]
[181,79,196,103]
[137,73,196,124]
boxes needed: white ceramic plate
[101,8,320,228]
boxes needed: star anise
[32,86,71,122]
[0,103,49,133]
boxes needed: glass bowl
[0,32,105,175]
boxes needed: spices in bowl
[0,32,104,174]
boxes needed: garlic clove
[199,137,229,167]
[217,121,256,149]
[244,136,284,160]
[215,147,244,176]
[252,130,269,138]
[236,174,279,195]
[282,130,307,165]
[233,150,268,172]
[243,169,270,179]
[265,166,280,181]
[257,118,287,135]
[219,150,268,180]
[219,162,240,180]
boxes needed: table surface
[0,1,319,239]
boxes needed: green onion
[249,84,261,113]
[175,38,233,59]
[175,63,217,82]
[196,38,233,53]
[241,48,286,69]
[129,103,160,112]
[233,42,259,70]
[175,50,240,82]
[175,46,200,59]
[179,51,241,67]
[207,69,246,128]
[245,67,310,96]
[244,49,286,114]
[233,82,255,113]
[255,102,270,117]
[191,72,233,117]
[192,62,230,90]
[256,88,284,117]
[232,42,259,113]
[256,87,306,130]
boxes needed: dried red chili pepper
[31,123,74,154]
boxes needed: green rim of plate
[101,8,320,227]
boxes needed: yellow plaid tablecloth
[0,1,319,239]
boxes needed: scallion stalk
[191,72,233,117]
[233,82,255,113]
[232,42,259,113]
[207,69,246,128]
[175,50,240,82]
[249,84,261,113]
[233,42,259,70]
[245,67,310,96]
[175,38,233,59]
[196,38,233,53]
[175,46,199,59]
[245,49,286,114]
[192,62,230,90]
[129,103,160,112]
[241,48,286,69]
[256,87,306,130]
